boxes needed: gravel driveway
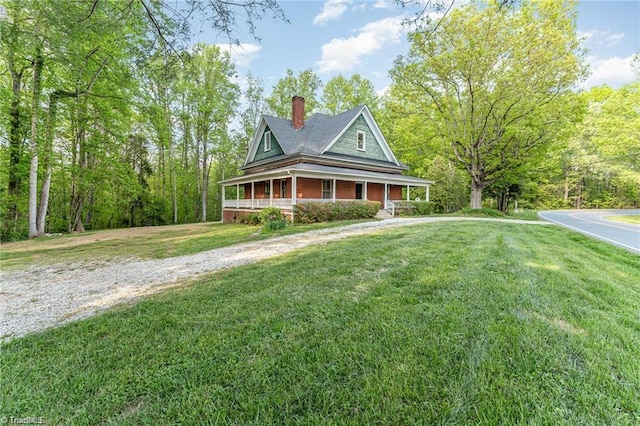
[1,217,546,341]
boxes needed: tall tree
[181,44,239,222]
[266,69,323,118]
[389,0,586,209]
[322,74,379,115]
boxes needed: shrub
[458,207,505,217]
[259,207,285,223]
[394,201,434,216]
[239,208,289,232]
[293,201,380,223]
[239,212,262,225]
[262,220,287,232]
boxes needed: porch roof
[219,163,434,187]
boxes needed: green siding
[326,116,387,161]
[253,127,284,162]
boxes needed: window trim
[356,130,366,151]
[264,130,272,152]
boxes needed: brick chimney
[292,96,305,130]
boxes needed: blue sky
[195,0,640,97]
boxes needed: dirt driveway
[0,218,547,341]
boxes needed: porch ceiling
[219,163,433,187]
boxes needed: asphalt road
[539,209,640,254]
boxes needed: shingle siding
[253,127,284,161]
[326,116,387,162]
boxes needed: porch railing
[386,199,395,217]
[222,198,293,209]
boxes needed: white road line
[538,212,640,254]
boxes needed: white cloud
[578,30,626,48]
[581,54,636,88]
[216,43,262,68]
[316,16,406,74]
[373,0,394,10]
[313,0,351,25]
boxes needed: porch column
[364,181,368,201]
[251,181,255,209]
[292,175,297,205]
[426,185,430,202]
[332,178,336,202]
[270,179,273,206]
[407,185,410,201]
[221,185,226,208]
[236,184,240,208]
[384,183,388,209]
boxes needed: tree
[237,72,266,164]
[389,0,586,209]
[266,69,323,118]
[181,44,239,222]
[322,74,379,115]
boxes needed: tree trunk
[172,166,178,224]
[4,7,26,238]
[36,166,51,234]
[497,190,509,213]
[470,179,483,209]
[28,39,43,238]
[563,170,570,204]
[201,149,208,222]
[36,94,59,235]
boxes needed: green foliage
[239,212,262,225]
[394,201,434,216]
[389,0,587,208]
[238,207,288,232]
[293,201,380,223]
[458,207,506,218]
[322,74,379,115]
[266,69,323,118]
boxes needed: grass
[606,215,640,224]
[2,221,639,424]
[0,220,371,270]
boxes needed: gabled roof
[243,105,401,169]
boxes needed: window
[264,181,270,196]
[322,180,332,199]
[280,180,287,198]
[356,131,366,151]
[264,131,272,152]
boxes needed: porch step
[375,209,394,220]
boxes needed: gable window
[356,131,366,151]
[322,180,332,199]
[264,131,272,152]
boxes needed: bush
[458,207,506,217]
[259,207,285,223]
[293,201,380,224]
[394,201,434,216]
[239,208,289,232]
[262,220,287,232]
[239,212,262,225]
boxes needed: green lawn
[2,222,639,424]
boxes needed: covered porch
[219,163,433,223]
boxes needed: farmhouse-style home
[220,96,433,223]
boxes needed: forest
[1,0,638,241]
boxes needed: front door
[355,183,363,200]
